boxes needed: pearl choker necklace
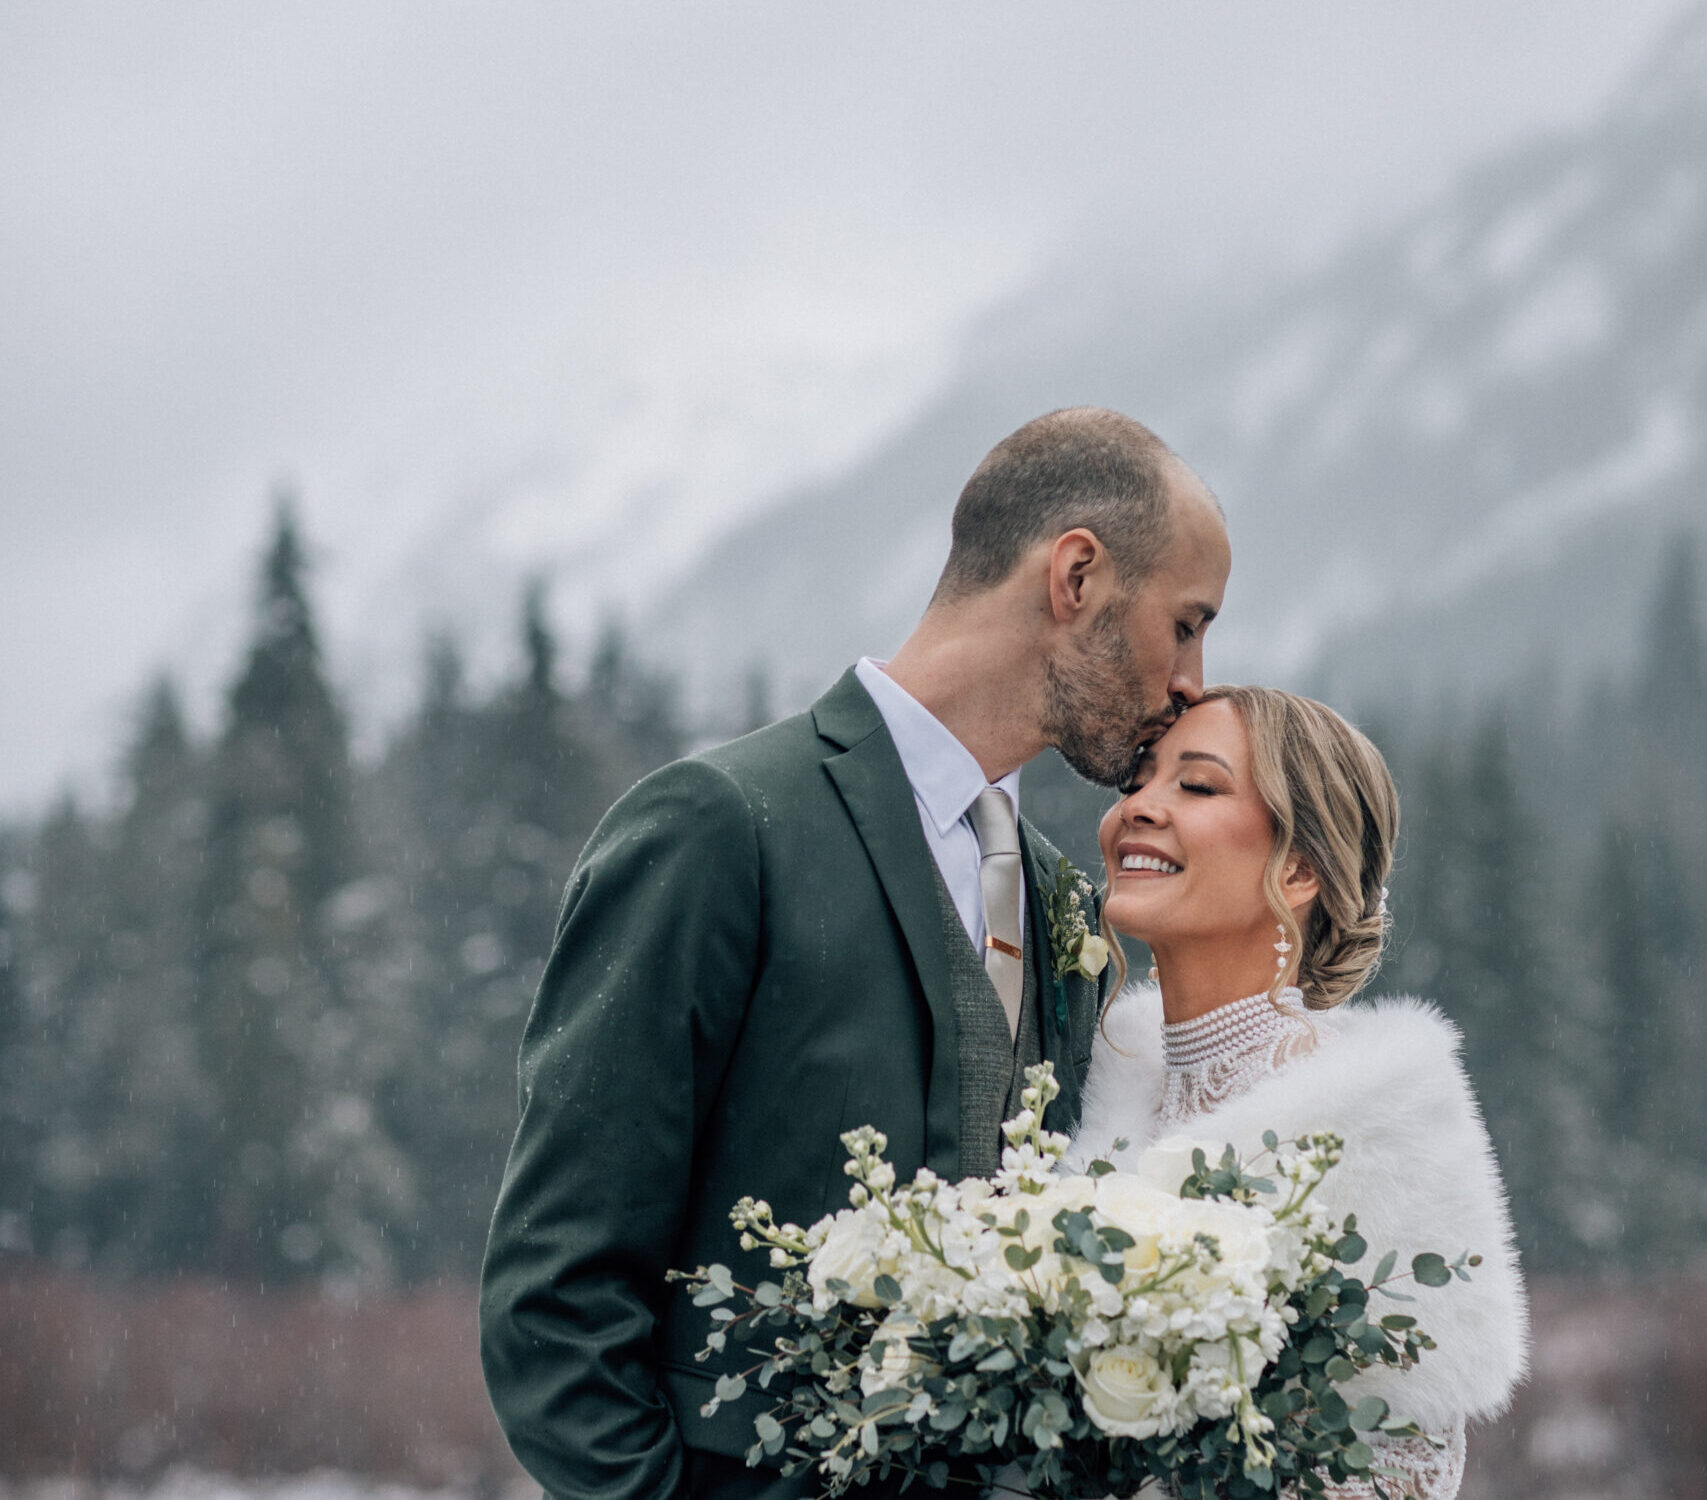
[1162,988,1308,1071]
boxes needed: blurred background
[3,3,1705,1496]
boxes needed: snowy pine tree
[191,501,408,1281]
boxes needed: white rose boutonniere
[1045,858,1110,1027]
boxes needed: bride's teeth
[1121,854,1181,874]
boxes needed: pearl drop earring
[1274,923,1293,972]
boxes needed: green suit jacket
[479,668,1111,1500]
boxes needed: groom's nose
[1169,642,1205,706]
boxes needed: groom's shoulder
[571,717,823,878]
[594,672,874,843]
[691,667,879,791]
[593,707,838,835]
[693,703,836,790]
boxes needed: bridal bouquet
[672,1063,1474,1499]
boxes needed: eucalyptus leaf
[1334,1231,1368,1264]
[1411,1253,1452,1287]
[1349,1396,1389,1430]
[1300,1333,1335,1365]
[929,1399,968,1432]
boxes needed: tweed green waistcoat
[929,856,1043,1180]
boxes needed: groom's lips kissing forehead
[1117,841,1182,877]
[1136,695,1189,749]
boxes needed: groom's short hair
[933,407,1179,601]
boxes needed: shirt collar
[855,657,1022,836]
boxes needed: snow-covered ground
[0,1472,535,1500]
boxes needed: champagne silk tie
[969,786,1024,1040]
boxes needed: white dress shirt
[854,657,1025,955]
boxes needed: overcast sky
[1,0,1694,815]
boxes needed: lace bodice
[1157,988,1327,1128]
[1157,988,1465,1500]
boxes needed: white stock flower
[993,1137,1067,1195]
[897,1252,973,1325]
[1073,1342,1184,1440]
[1182,1339,1256,1420]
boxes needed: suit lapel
[1020,819,1084,1128]
[815,670,962,1180]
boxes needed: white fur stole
[1068,984,1530,1431]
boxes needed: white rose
[1133,1134,1228,1196]
[1075,934,1111,977]
[985,1179,1095,1297]
[860,1311,935,1397]
[1166,1196,1275,1288]
[807,1205,896,1310]
[1073,1342,1182,1439]
[1089,1173,1174,1281]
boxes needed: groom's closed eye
[1177,606,1217,642]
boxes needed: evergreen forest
[1,509,1702,1288]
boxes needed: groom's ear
[1047,528,1107,623]
[1282,858,1320,913]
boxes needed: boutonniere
[1044,857,1110,1029]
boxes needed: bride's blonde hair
[1199,686,1399,1011]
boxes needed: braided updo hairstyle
[1198,686,1399,1012]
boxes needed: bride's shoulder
[1320,994,1467,1073]
[1292,993,1481,1117]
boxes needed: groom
[480,407,1232,1499]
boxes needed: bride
[1070,686,1529,1498]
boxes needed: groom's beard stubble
[1041,602,1172,789]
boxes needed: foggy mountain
[642,3,1707,734]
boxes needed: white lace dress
[1155,991,1467,1500]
